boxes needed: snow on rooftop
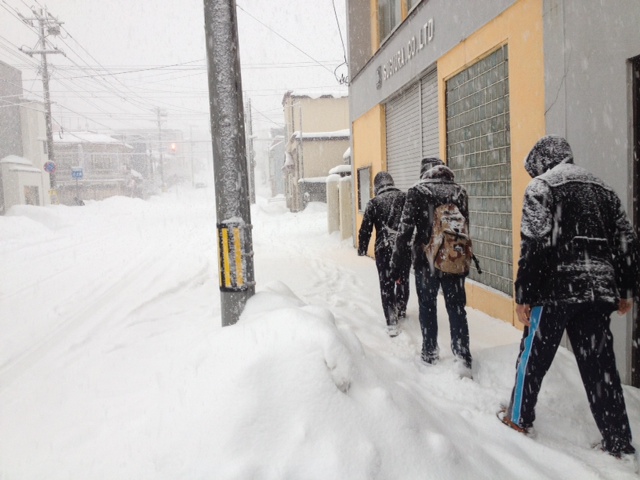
[328,164,351,175]
[0,155,35,166]
[54,131,131,147]
[286,89,348,100]
[298,176,327,183]
[292,129,350,140]
[0,156,41,173]
[342,147,351,159]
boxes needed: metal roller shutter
[385,68,439,192]
[385,82,421,191]
[421,69,439,159]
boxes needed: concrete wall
[338,176,354,240]
[543,0,640,205]
[19,102,50,206]
[300,139,350,178]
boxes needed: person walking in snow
[358,171,409,337]
[391,157,473,373]
[500,135,638,458]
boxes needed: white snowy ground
[1,185,639,480]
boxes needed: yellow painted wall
[437,0,545,326]
[300,139,351,178]
[353,104,386,257]
[284,96,349,134]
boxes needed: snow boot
[387,324,399,337]
[420,349,439,365]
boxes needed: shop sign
[376,18,434,89]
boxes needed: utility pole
[154,107,167,191]
[19,7,65,199]
[245,98,256,204]
[203,0,255,326]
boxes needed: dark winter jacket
[358,180,406,256]
[515,135,639,307]
[391,165,469,277]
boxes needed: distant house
[53,131,133,204]
[282,90,350,212]
[0,155,48,209]
[0,60,50,213]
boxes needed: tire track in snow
[0,248,188,395]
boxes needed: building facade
[282,91,350,211]
[0,62,51,212]
[346,0,640,385]
[54,132,134,204]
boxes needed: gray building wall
[347,0,373,78]
[0,61,24,160]
[543,0,640,382]
[543,0,640,202]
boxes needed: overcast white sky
[0,0,348,139]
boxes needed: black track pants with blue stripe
[505,303,634,453]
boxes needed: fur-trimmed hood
[524,135,574,178]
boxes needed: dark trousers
[376,248,409,326]
[506,303,634,454]
[414,266,471,366]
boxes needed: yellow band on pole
[218,223,249,292]
[233,227,244,286]
[221,227,232,288]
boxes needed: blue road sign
[71,167,83,179]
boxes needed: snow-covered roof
[285,89,348,100]
[1,155,35,166]
[0,156,41,173]
[328,164,351,175]
[298,176,327,183]
[54,131,132,148]
[9,165,41,173]
[342,147,351,159]
[291,129,350,140]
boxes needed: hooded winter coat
[391,164,469,276]
[515,135,639,306]
[358,173,407,255]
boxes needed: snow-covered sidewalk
[1,188,638,479]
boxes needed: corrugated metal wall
[420,70,439,159]
[386,69,438,191]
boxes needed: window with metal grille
[446,45,512,295]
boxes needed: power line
[236,3,335,77]
[331,0,349,85]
